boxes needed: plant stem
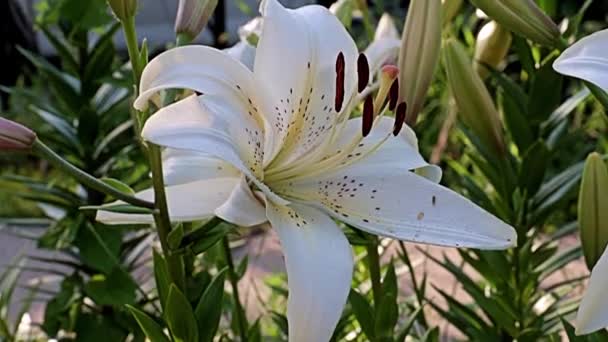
[122,16,142,86]
[398,241,428,327]
[365,236,382,307]
[119,15,186,291]
[221,236,248,341]
[32,139,154,209]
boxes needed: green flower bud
[175,0,219,41]
[578,152,608,270]
[107,0,137,22]
[443,39,505,155]
[474,21,512,79]
[441,0,463,27]
[0,116,36,151]
[398,0,441,125]
[469,0,562,48]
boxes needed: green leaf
[165,284,199,342]
[421,326,440,342]
[167,224,185,250]
[81,203,155,215]
[528,56,563,123]
[236,255,249,279]
[100,178,135,195]
[74,313,127,342]
[84,267,137,306]
[519,140,551,196]
[189,223,231,254]
[38,214,83,249]
[578,152,608,269]
[348,289,375,340]
[127,305,170,342]
[562,319,608,341]
[374,293,398,338]
[74,223,122,274]
[194,268,228,342]
[153,250,170,310]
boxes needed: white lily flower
[554,29,608,92]
[97,0,516,340]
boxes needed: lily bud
[474,21,512,79]
[107,0,137,22]
[443,39,505,155]
[398,0,441,125]
[329,0,354,27]
[441,0,463,27]
[175,0,219,41]
[578,152,608,270]
[374,14,399,41]
[0,117,36,151]
[469,0,562,48]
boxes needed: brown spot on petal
[417,212,424,220]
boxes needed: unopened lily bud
[469,0,562,48]
[175,0,219,41]
[441,0,463,27]
[474,21,512,79]
[443,39,505,155]
[398,0,441,125]
[329,0,354,27]
[578,152,608,270]
[375,14,399,41]
[107,0,137,22]
[0,117,36,151]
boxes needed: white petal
[223,42,256,71]
[96,178,240,225]
[135,45,277,164]
[326,117,433,172]
[576,245,608,335]
[374,13,399,41]
[143,95,288,205]
[266,202,353,342]
[364,38,400,75]
[285,162,516,249]
[256,0,359,167]
[554,29,608,92]
[163,148,240,186]
[215,177,267,227]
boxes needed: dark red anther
[393,102,407,136]
[335,52,345,112]
[388,79,399,111]
[362,95,374,137]
[357,54,370,93]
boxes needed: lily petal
[143,95,289,205]
[96,177,240,225]
[215,177,267,227]
[576,245,608,335]
[256,0,358,167]
[163,148,240,186]
[135,45,276,162]
[554,29,608,92]
[224,42,256,71]
[266,202,353,342]
[286,162,516,249]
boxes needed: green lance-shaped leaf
[194,267,227,342]
[578,152,608,270]
[165,284,199,342]
[127,305,170,342]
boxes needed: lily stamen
[357,53,370,93]
[335,52,345,112]
[362,95,374,137]
[393,102,407,136]
[389,79,399,111]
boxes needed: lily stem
[221,236,248,341]
[119,15,186,292]
[32,139,154,209]
[365,235,383,307]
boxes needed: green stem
[148,145,185,290]
[221,236,248,341]
[365,236,382,307]
[585,81,608,111]
[32,139,154,209]
[122,16,142,86]
[398,241,428,327]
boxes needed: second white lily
[97,0,516,340]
